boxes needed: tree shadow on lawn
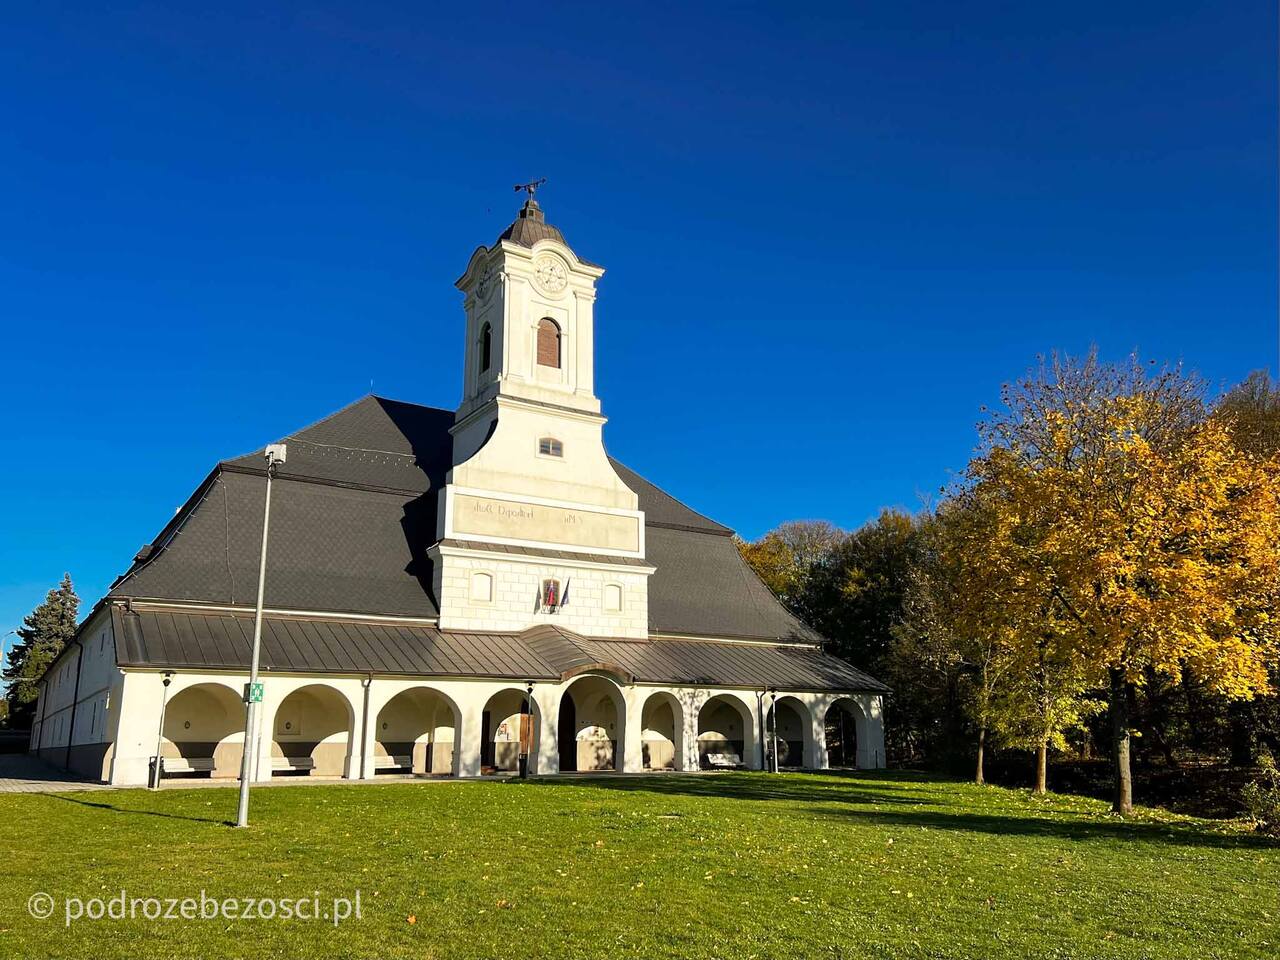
[533,770,958,807]
[41,792,235,826]
[530,771,1277,852]
[817,804,1278,851]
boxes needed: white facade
[435,201,652,634]
[29,196,887,787]
[94,654,884,786]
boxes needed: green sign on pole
[248,682,264,703]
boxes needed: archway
[559,676,624,772]
[161,682,243,778]
[696,695,753,769]
[374,687,460,776]
[766,696,810,769]
[271,684,353,777]
[557,694,577,772]
[480,688,540,774]
[640,691,684,771]
[824,698,866,769]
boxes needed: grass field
[0,772,1274,960]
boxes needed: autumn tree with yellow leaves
[891,494,1020,785]
[973,352,1280,813]
[895,486,1099,792]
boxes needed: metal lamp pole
[149,672,174,789]
[769,688,779,773]
[519,681,534,779]
[236,444,286,828]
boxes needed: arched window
[603,583,623,613]
[479,322,492,373]
[538,437,564,458]
[536,318,561,368]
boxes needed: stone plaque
[454,494,639,552]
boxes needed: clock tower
[430,190,652,637]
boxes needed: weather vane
[514,177,546,201]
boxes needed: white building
[30,194,887,786]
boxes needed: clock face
[533,255,568,295]
[475,266,496,302]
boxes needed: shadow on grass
[534,769,944,806]
[42,792,235,826]
[817,805,1277,850]
[528,771,1278,851]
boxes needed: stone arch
[557,675,625,772]
[536,317,561,368]
[374,686,461,777]
[270,684,355,777]
[639,691,684,771]
[696,694,754,770]
[161,681,244,778]
[824,697,867,769]
[766,695,814,769]
[480,687,542,774]
[479,321,492,373]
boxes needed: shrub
[1242,747,1280,835]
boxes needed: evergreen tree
[3,573,79,728]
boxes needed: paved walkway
[0,755,735,794]
[0,754,117,793]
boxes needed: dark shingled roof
[109,395,823,645]
[113,608,889,693]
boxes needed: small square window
[538,437,564,457]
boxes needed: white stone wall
[432,547,650,638]
[456,236,605,420]
[29,606,124,780]
[101,666,886,786]
[439,220,654,636]
[449,402,639,514]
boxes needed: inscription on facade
[454,494,639,552]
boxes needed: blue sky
[1,1,1275,646]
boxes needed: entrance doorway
[558,696,577,772]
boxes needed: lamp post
[149,672,174,789]
[768,688,779,773]
[236,443,286,828]
[519,681,535,779]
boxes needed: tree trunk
[1110,667,1133,815]
[975,727,986,785]
[1033,742,1048,795]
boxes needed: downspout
[63,638,85,772]
[34,677,51,756]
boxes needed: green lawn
[0,772,1274,959]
